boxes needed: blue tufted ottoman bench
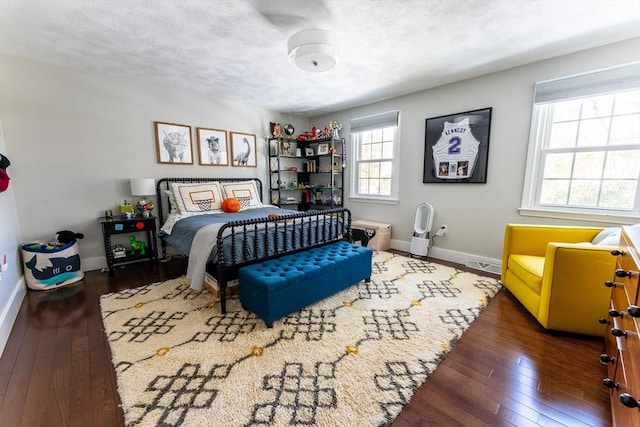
[238,240,373,327]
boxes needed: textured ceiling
[1,0,640,117]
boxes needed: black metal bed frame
[156,177,352,313]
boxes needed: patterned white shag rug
[100,251,502,427]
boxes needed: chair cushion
[508,254,544,294]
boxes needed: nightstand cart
[100,216,158,275]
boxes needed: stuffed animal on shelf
[129,235,146,255]
[55,230,85,246]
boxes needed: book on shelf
[303,160,317,173]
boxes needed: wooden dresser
[602,226,640,426]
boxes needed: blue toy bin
[21,239,84,290]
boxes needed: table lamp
[130,178,155,217]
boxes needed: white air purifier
[410,203,434,256]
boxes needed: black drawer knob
[620,393,640,409]
[600,354,616,364]
[609,309,625,318]
[603,378,619,389]
[604,281,618,288]
[616,269,633,278]
[611,249,625,256]
[628,306,640,318]
[611,328,628,338]
[599,317,611,325]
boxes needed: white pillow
[592,227,621,246]
[220,181,261,209]
[170,182,223,214]
[164,190,179,214]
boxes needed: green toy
[129,235,146,255]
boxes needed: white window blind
[350,111,399,133]
[534,62,640,104]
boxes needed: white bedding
[185,222,225,290]
[160,203,278,235]
[182,206,281,290]
[161,211,218,235]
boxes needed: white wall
[312,37,640,267]
[0,55,308,354]
[0,54,308,271]
[0,120,25,356]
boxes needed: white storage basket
[21,239,84,290]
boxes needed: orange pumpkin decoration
[221,197,241,213]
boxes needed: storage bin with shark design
[21,239,84,290]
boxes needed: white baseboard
[82,244,502,274]
[0,277,26,358]
[82,256,108,272]
[390,239,502,273]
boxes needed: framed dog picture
[154,121,193,164]
[230,132,257,167]
[196,127,229,166]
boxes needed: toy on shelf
[330,120,342,139]
[129,235,146,255]
[112,244,126,259]
[120,200,134,215]
[135,199,155,218]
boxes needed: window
[350,111,400,203]
[521,62,640,223]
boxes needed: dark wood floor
[0,253,611,427]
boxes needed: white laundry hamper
[21,239,84,290]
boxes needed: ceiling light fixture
[287,29,340,73]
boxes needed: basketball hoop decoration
[237,196,252,209]
[194,197,214,211]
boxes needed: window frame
[520,74,640,224]
[349,111,400,204]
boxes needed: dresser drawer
[608,227,640,427]
[613,336,640,427]
[613,362,640,427]
[619,232,640,305]
[603,302,620,379]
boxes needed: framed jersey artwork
[422,107,492,183]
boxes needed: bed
[156,177,353,314]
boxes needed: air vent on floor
[465,259,501,275]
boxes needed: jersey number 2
[448,137,461,154]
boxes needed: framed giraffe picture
[230,132,257,167]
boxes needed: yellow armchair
[501,224,617,337]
